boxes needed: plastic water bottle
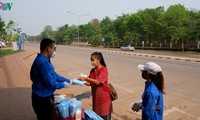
[75,109,81,120]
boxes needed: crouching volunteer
[30,38,77,120]
[132,62,165,120]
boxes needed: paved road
[23,43,200,120]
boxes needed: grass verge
[0,49,24,57]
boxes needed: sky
[0,0,200,36]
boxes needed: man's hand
[63,82,70,88]
[131,102,142,112]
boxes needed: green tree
[187,10,200,41]
[164,4,189,42]
[89,19,102,44]
[80,22,97,43]
[100,16,117,43]
[124,12,143,43]
[138,7,165,43]
[0,17,6,38]
[40,25,54,39]
[113,14,129,42]
[54,25,68,44]
[31,4,200,50]
[65,25,77,43]
[5,20,18,43]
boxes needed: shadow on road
[75,91,92,100]
[112,112,141,120]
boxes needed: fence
[90,40,199,51]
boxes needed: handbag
[107,83,118,101]
[93,68,118,101]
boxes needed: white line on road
[164,107,176,116]
[164,106,200,120]
[174,107,199,120]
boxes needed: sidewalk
[0,50,37,120]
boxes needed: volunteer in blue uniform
[30,38,72,120]
[132,62,165,120]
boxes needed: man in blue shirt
[132,62,165,120]
[30,38,71,120]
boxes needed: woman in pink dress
[79,52,113,120]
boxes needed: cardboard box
[84,110,103,120]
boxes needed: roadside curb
[21,52,37,69]
[22,52,37,60]
[88,49,200,63]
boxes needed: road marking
[173,107,199,120]
[164,106,200,120]
[22,52,37,69]
[112,83,134,93]
[164,107,176,116]
[22,58,31,69]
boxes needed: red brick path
[0,50,37,120]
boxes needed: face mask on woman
[91,60,97,66]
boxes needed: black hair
[40,38,55,52]
[150,72,165,94]
[91,52,107,68]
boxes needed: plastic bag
[69,98,82,117]
[56,98,71,119]
[54,95,66,104]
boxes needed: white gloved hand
[131,102,142,112]
[63,82,70,88]
[71,79,86,86]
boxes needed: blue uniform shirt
[30,53,70,97]
[142,81,163,120]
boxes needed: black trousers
[32,93,54,120]
[100,113,111,120]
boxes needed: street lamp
[67,11,89,47]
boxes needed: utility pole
[67,11,89,47]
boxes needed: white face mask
[51,51,56,58]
